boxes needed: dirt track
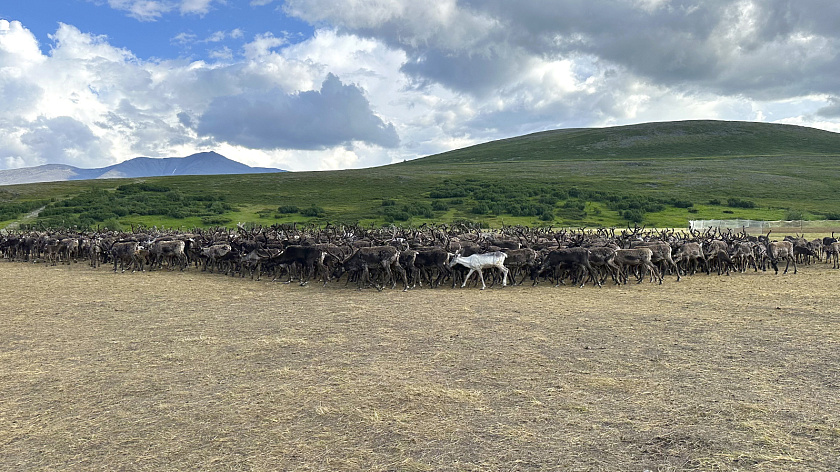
[2,261,839,471]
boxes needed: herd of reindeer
[1,222,838,290]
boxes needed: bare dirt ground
[1,261,839,471]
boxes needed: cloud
[20,116,110,167]
[94,0,218,21]
[100,0,172,22]
[170,30,247,58]
[283,0,840,101]
[4,3,840,173]
[195,73,399,150]
[817,97,840,118]
[0,20,354,170]
[179,0,215,16]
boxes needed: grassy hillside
[414,120,840,163]
[2,120,840,230]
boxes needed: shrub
[622,209,645,223]
[429,185,469,198]
[552,189,569,200]
[431,200,449,211]
[166,208,187,219]
[384,211,410,222]
[784,209,805,220]
[277,205,300,214]
[207,201,232,214]
[563,200,586,211]
[301,205,326,218]
[409,203,434,218]
[727,198,756,209]
[101,218,124,231]
[470,202,490,214]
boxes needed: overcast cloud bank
[2,1,840,171]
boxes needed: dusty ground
[1,261,839,471]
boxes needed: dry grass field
[1,261,839,471]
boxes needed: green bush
[384,211,410,222]
[101,218,124,231]
[429,184,469,198]
[301,205,326,217]
[623,209,645,223]
[206,201,232,214]
[784,209,805,220]
[167,208,187,219]
[563,200,586,211]
[470,202,491,214]
[727,198,756,209]
[431,200,448,211]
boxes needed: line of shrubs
[33,185,233,229]
[8,177,813,230]
[0,199,50,222]
[426,179,700,223]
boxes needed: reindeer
[449,251,509,290]
[825,241,840,269]
[614,248,663,284]
[413,247,452,288]
[767,240,797,274]
[673,241,708,275]
[502,248,537,285]
[110,241,141,273]
[333,246,408,291]
[531,247,601,288]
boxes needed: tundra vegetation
[2,120,840,231]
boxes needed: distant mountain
[0,152,285,185]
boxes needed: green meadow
[2,120,840,230]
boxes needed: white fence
[689,219,840,234]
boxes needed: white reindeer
[449,251,509,290]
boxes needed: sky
[1,1,840,172]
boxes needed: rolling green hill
[413,120,840,164]
[2,120,840,230]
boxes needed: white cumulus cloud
[4,1,840,172]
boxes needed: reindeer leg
[461,269,474,288]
